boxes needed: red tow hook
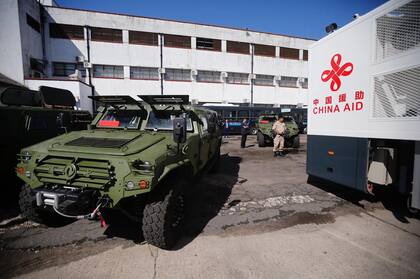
[98,212,107,228]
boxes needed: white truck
[307,0,420,211]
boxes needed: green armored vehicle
[0,85,91,207]
[256,114,300,148]
[16,95,222,249]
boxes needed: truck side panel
[307,135,369,192]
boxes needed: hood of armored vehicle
[45,130,167,156]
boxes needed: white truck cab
[307,0,420,210]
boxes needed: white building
[0,0,315,112]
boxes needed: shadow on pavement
[307,175,419,222]
[103,153,242,250]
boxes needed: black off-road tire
[19,184,70,225]
[292,135,300,149]
[210,146,221,173]
[250,127,258,135]
[19,184,43,223]
[257,132,265,147]
[142,180,186,249]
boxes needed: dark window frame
[227,41,250,55]
[254,44,275,57]
[164,34,191,49]
[26,14,40,33]
[91,27,123,43]
[226,72,249,85]
[49,23,84,40]
[280,47,300,60]
[130,66,159,80]
[93,64,124,79]
[303,50,308,61]
[129,31,158,46]
[164,68,191,82]
[196,70,221,83]
[52,62,86,77]
[196,37,221,51]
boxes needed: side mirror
[173,117,187,144]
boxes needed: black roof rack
[138,95,189,105]
[89,95,140,105]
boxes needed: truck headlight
[21,151,31,162]
[126,181,135,189]
[132,160,153,172]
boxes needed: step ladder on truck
[307,0,420,212]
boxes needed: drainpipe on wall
[250,44,254,107]
[160,34,164,95]
[85,25,95,113]
[38,2,47,76]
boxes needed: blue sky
[57,0,387,39]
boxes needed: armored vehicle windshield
[145,111,193,131]
[97,108,143,129]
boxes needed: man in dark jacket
[240,118,250,148]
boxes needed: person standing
[240,118,250,148]
[224,119,229,138]
[272,115,286,157]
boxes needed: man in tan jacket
[272,115,286,157]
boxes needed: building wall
[1,1,315,108]
[43,6,314,107]
[0,0,24,83]
[18,0,44,78]
[25,78,93,112]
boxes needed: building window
[227,72,249,84]
[278,76,298,87]
[196,38,221,51]
[26,14,40,33]
[164,34,191,48]
[227,41,250,54]
[91,27,122,43]
[302,78,308,88]
[280,47,300,60]
[254,44,275,57]
[165,68,191,81]
[49,23,84,40]
[53,62,85,77]
[129,31,158,45]
[254,74,274,86]
[196,70,221,82]
[303,50,308,61]
[93,65,124,78]
[130,67,159,80]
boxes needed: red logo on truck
[321,53,353,91]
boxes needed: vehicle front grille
[34,156,115,188]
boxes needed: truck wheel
[142,180,186,249]
[19,184,70,225]
[210,147,221,173]
[257,132,265,147]
[292,136,300,148]
[250,127,258,135]
[19,184,44,223]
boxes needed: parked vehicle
[16,95,222,249]
[307,0,420,212]
[0,85,91,206]
[256,114,300,148]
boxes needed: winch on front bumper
[34,186,106,218]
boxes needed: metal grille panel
[34,156,113,188]
[376,0,420,61]
[373,67,420,118]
